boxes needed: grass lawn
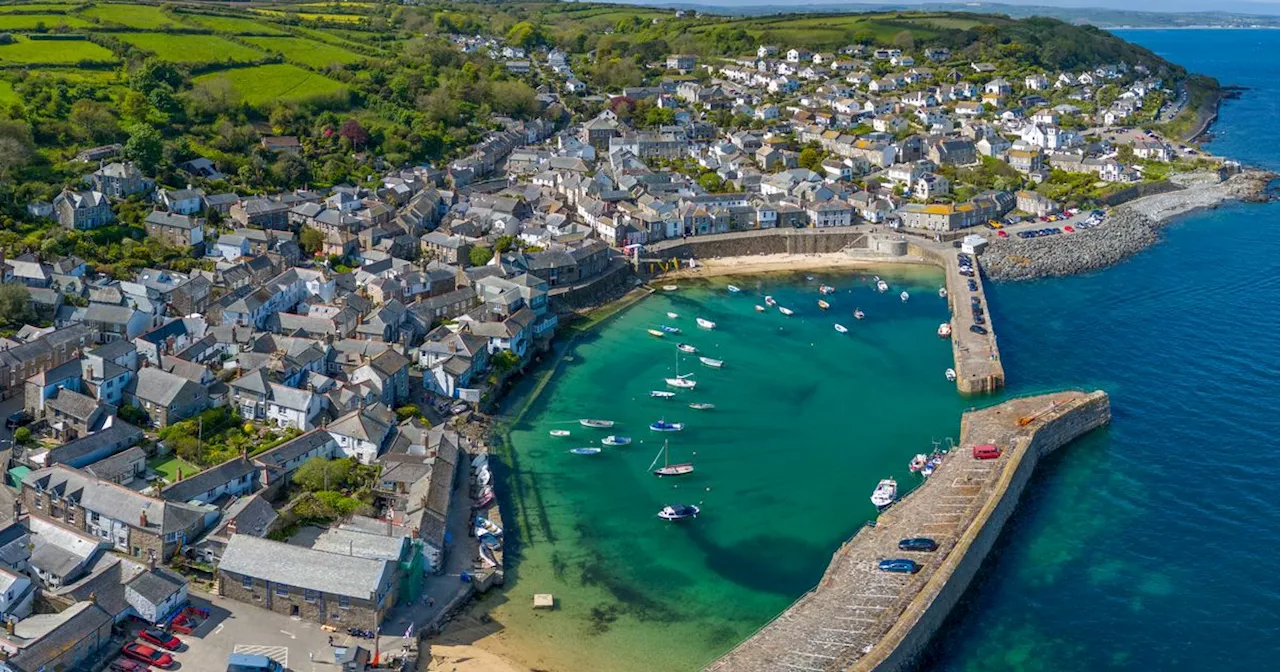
[242,36,366,68]
[192,63,349,106]
[0,13,90,29]
[81,3,189,29]
[0,36,117,64]
[116,32,265,64]
[148,454,200,483]
[0,81,16,105]
[182,13,289,35]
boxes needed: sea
[485,30,1280,672]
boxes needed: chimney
[139,510,148,527]
[227,518,238,534]
[147,550,156,573]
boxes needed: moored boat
[870,478,898,510]
[778,306,794,316]
[647,328,665,338]
[688,402,715,410]
[650,390,676,399]
[819,284,836,295]
[908,454,928,473]
[876,279,889,292]
[677,343,698,354]
[834,323,848,334]
[570,447,602,455]
[755,304,766,312]
[474,488,495,508]
[479,533,502,550]
[937,322,952,339]
[665,351,697,388]
[649,419,685,432]
[727,285,741,293]
[764,295,776,306]
[663,285,679,291]
[602,435,632,446]
[579,419,615,428]
[938,287,947,298]
[549,429,571,437]
[696,317,716,330]
[945,368,957,382]
[817,299,830,310]
[649,440,694,476]
[900,291,910,302]
[475,516,503,537]
[657,504,700,521]
[699,356,723,368]
[660,325,681,334]
[667,311,679,319]
[854,308,865,320]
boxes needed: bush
[12,428,30,445]
[395,404,421,421]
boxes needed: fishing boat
[834,323,848,334]
[570,447,602,455]
[660,325,681,334]
[677,343,698,354]
[550,429,571,437]
[854,308,865,320]
[647,329,665,338]
[764,295,777,306]
[876,279,889,293]
[475,516,503,537]
[602,435,632,446]
[945,368,957,382]
[699,356,724,368]
[819,284,836,295]
[664,351,697,388]
[657,504,700,521]
[649,440,694,477]
[649,419,685,432]
[937,322,952,339]
[651,390,676,399]
[663,285,679,291]
[696,317,716,330]
[870,478,898,510]
[922,454,942,478]
[727,285,742,293]
[818,299,830,310]
[908,454,929,473]
[579,419,615,428]
[938,287,947,299]
[688,402,715,410]
[754,305,766,312]
[667,312,679,319]
[900,291,910,302]
[778,306,794,316]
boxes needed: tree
[698,171,724,193]
[69,99,119,143]
[124,124,163,172]
[395,404,422,421]
[293,457,355,492]
[0,283,34,328]
[493,235,516,254]
[798,147,824,172]
[299,226,324,256]
[13,427,30,445]
[0,118,33,180]
[469,246,494,267]
[339,119,369,149]
[506,21,544,49]
[893,30,916,51]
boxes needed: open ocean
[488,29,1280,671]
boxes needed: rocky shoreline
[983,170,1275,280]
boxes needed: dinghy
[834,323,848,334]
[570,447,602,455]
[699,357,724,368]
[696,317,716,330]
[549,429,571,437]
[602,435,632,446]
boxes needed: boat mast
[647,440,668,472]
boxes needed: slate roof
[125,567,185,605]
[218,535,392,600]
[160,457,256,504]
[132,367,204,408]
[10,601,113,670]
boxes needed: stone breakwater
[984,170,1274,280]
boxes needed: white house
[0,569,34,621]
[265,383,323,431]
[327,408,392,465]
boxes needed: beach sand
[658,251,932,280]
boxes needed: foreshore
[656,251,933,281]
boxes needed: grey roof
[327,408,391,444]
[252,429,335,471]
[88,339,136,360]
[310,527,408,563]
[24,466,206,535]
[45,389,102,422]
[213,492,278,538]
[267,383,313,412]
[145,210,201,230]
[10,602,113,670]
[30,522,102,581]
[47,421,144,468]
[83,302,136,326]
[125,567,185,604]
[133,367,203,407]
[161,457,256,504]
[83,446,146,482]
[218,535,392,600]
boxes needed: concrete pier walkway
[706,390,1111,672]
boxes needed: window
[275,584,289,597]
[304,589,318,603]
[242,575,253,590]
[132,547,140,557]
[338,595,350,609]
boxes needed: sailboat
[649,419,685,432]
[664,351,697,389]
[649,440,694,476]
[657,504,700,521]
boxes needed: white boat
[819,285,836,295]
[754,305,766,312]
[908,454,928,473]
[657,504,700,520]
[834,323,848,334]
[476,466,492,487]
[696,317,716,330]
[870,478,898,510]
[662,285,679,291]
[667,311,679,319]
[727,285,741,293]
[677,343,698,354]
[817,299,830,310]
[471,453,489,470]
[699,357,723,368]
[649,440,694,476]
[651,390,676,399]
[876,279,889,293]
[938,287,947,299]
[549,429,571,437]
[688,402,715,410]
[570,447,602,455]
[778,306,794,316]
[900,291,910,302]
[854,308,865,320]
[479,544,499,568]
[579,419,615,428]
[945,368,957,382]
[475,516,503,537]
[602,435,632,446]
[937,323,952,339]
[649,419,685,432]
[647,329,665,338]
[664,351,697,388]
[764,295,776,306]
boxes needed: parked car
[122,643,174,669]
[877,558,922,574]
[139,628,180,651]
[1063,226,1074,233]
[969,325,988,335]
[967,279,978,291]
[5,411,31,429]
[898,537,939,552]
[997,230,1008,237]
[109,658,152,672]
[972,444,1002,460]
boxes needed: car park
[898,537,939,552]
[877,558,922,574]
[122,643,174,669]
[969,325,987,335]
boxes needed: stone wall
[1098,179,1179,207]
[644,229,867,270]
[216,570,391,632]
[857,391,1111,672]
[548,259,636,314]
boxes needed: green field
[0,80,16,104]
[81,3,188,29]
[116,32,265,64]
[192,63,349,106]
[0,35,117,63]
[253,8,366,23]
[0,13,89,28]
[242,36,366,68]
[182,13,289,35]
[0,3,82,11]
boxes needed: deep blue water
[927,30,1280,671]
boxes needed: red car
[972,444,1002,460]
[139,628,181,650]
[1063,225,1074,233]
[997,230,1008,238]
[122,643,174,669]
[110,659,152,672]
[169,609,203,635]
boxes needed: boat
[764,295,777,306]
[938,322,952,339]
[602,435,632,446]
[474,488,495,508]
[660,325,681,334]
[475,516,503,537]
[876,279,889,293]
[688,402,715,410]
[727,285,741,293]
[778,306,794,316]
[900,291,910,302]
[479,544,499,568]
[696,317,716,330]
[663,285,679,291]
[664,351,697,388]
[819,284,836,295]
[657,504,700,521]
[651,390,676,399]
[649,419,685,432]
[755,305,766,312]
[570,447,602,455]
[699,356,724,368]
[834,323,848,334]
[549,429,571,437]
[647,329,665,338]
[945,368,957,382]
[854,308,865,320]
[923,454,942,478]
[938,287,947,299]
[870,478,898,510]
[579,419,615,428]
[817,299,830,310]
[667,312,679,319]
[677,343,698,354]
[476,467,491,487]
[649,440,694,477]
[472,453,489,470]
[908,454,929,473]
[479,533,502,550]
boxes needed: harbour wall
[643,229,867,267]
[854,390,1112,672]
[908,241,1005,395]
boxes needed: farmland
[0,80,16,105]
[115,32,266,64]
[0,35,117,64]
[0,13,89,29]
[251,8,366,24]
[242,36,367,68]
[191,63,349,107]
[180,13,290,35]
[81,3,189,29]
[0,3,83,11]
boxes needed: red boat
[473,488,495,508]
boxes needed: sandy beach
[657,251,932,280]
